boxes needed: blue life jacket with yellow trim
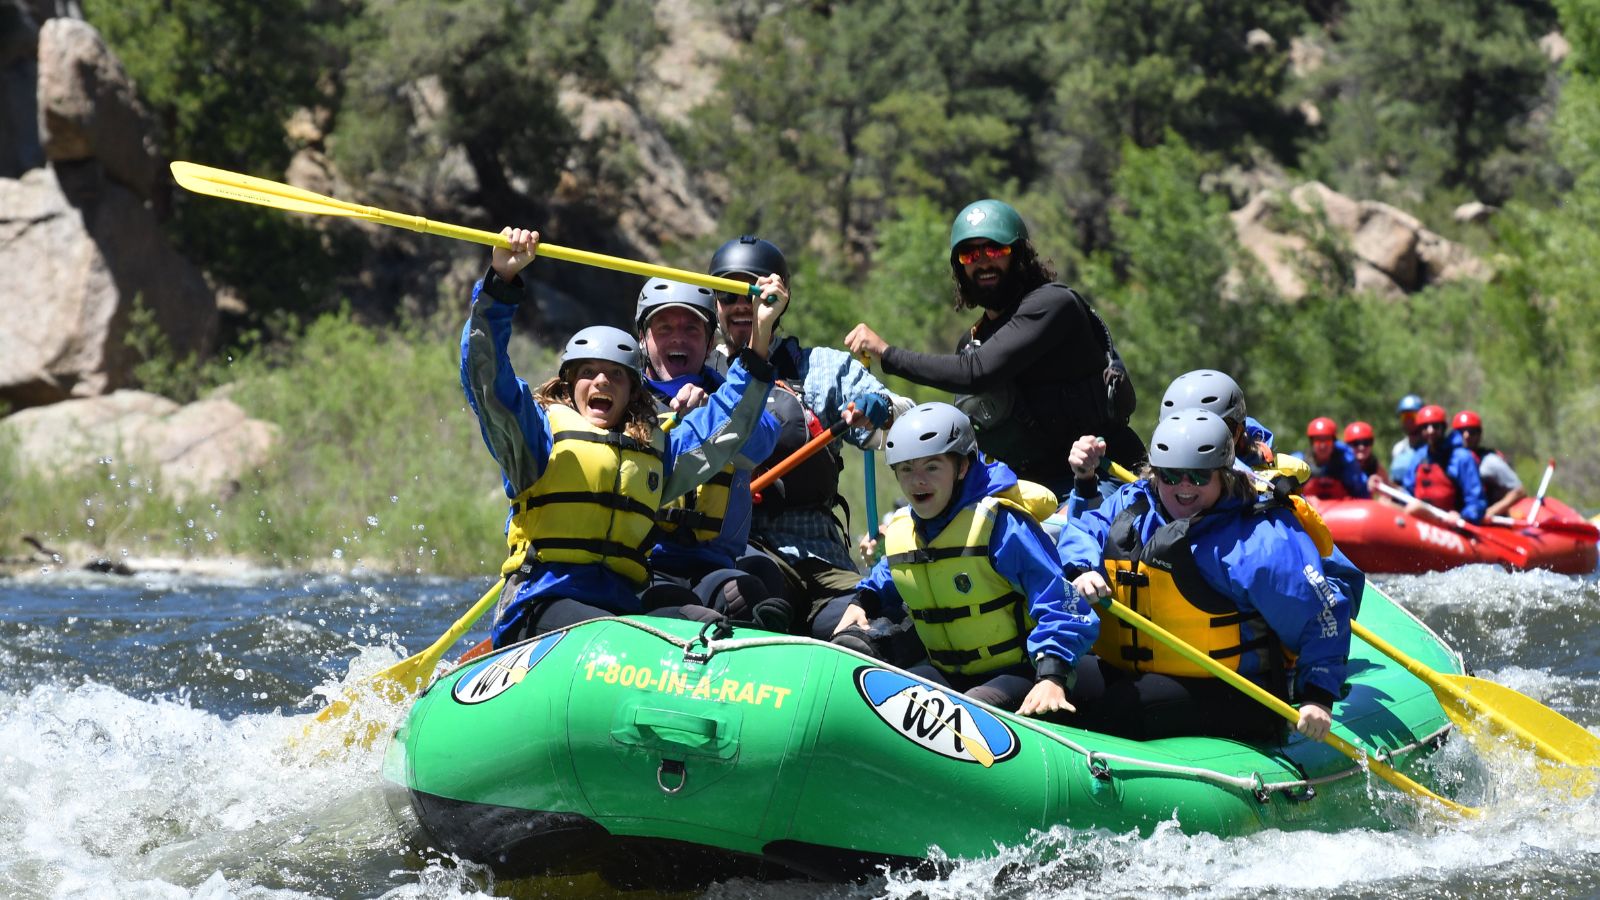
[653,410,736,544]
[1096,493,1288,685]
[501,404,665,585]
[884,494,1036,676]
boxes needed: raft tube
[1315,496,1596,575]
[382,583,1465,887]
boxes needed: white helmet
[561,326,641,379]
[1149,408,1235,470]
[1160,369,1246,428]
[885,402,976,466]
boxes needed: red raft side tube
[1313,497,1597,576]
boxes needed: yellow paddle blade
[1352,619,1600,785]
[171,161,376,218]
[169,161,760,296]
[1440,673,1600,773]
[302,579,505,750]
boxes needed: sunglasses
[1154,467,1215,487]
[1348,439,1374,448]
[955,243,1012,266]
[715,291,751,305]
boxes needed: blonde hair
[533,371,658,443]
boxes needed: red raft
[1313,495,1598,575]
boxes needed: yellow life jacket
[501,404,665,585]
[1246,471,1336,557]
[1095,493,1287,684]
[654,411,735,543]
[884,495,1035,676]
[1251,441,1311,486]
[1000,479,1059,523]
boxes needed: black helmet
[710,235,790,284]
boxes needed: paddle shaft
[751,405,853,495]
[1488,513,1599,540]
[1096,598,1476,816]
[859,355,881,560]
[1527,459,1556,524]
[170,161,759,298]
[1375,481,1528,561]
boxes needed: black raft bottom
[406,790,927,890]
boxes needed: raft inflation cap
[885,402,976,466]
[1160,369,1246,428]
[1149,408,1235,470]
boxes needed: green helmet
[949,199,1028,252]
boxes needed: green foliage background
[14,0,1599,572]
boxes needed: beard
[958,264,1026,311]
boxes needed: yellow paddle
[169,161,760,298]
[1095,597,1477,817]
[1351,620,1600,778]
[309,578,504,747]
[1099,463,1600,784]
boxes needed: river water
[1,564,1597,899]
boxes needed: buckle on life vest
[1115,570,1150,587]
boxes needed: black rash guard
[881,283,1144,486]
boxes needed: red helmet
[1343,420,1374,442]
[1307,416,1337,439]
[1452,409,1482,430]
[1414,404,1448,427]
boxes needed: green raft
[382,583,1466,885]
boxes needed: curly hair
[950,239,1058,311]
[533,369,659,443]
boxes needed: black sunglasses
[1154,467,1215,487]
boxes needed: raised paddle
[1527,458,1556,524]
[1103,464,1600,784]
[169,161,761,299]
[1092,596,1477,816]
[311,578,504,746]
[751,403,855,495]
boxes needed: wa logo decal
[452,632,565,705]
[854,668,1019,768]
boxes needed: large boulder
[36,17,159,197]
[0,389,277,499]
[1230,181,1491,300]
[0,165,216,407]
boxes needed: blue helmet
[1396,394,1424,414]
